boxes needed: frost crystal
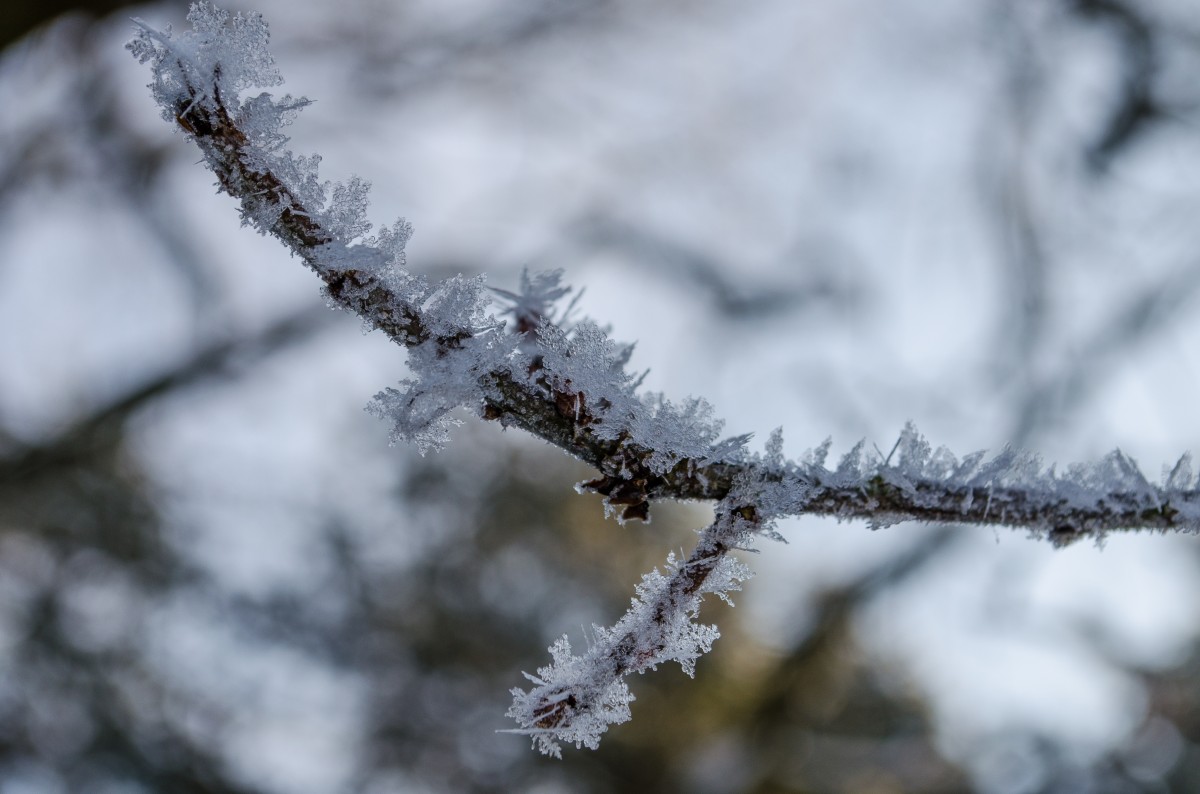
[533,316,736,477]
[364,218,415,270]
[507,509,753,756]
[491,268,576,336]
[505,637,635,758]
[132,4,504,450]
[128,3,409,268]
[631,396,727,474]
[129,3,282,119]
[369,327,498,454]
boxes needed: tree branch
[127,3,1200,755]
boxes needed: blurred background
[4,0,1200,791]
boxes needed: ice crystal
[325,176,373,242]
[505,637,635,758]
[420,274,494,340]
[129,3,281,121]
[364,218,415,270]
[533,317,738,475]
[1165,453,1195,493]
[507,512,752,756]
[369,327,502,454]
[129,4,408,269]
[631,395,727,474]
[491,268,576,335]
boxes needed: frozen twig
[129,3,1200,754]
[505,500,755,756]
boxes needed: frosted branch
[127,4,1200,542]
[506,502,755,756]
[130,3,1200,755]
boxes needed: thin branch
[127,2,1200,755]
[505,501,754,756]
[127,9,1200,541]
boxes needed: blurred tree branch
[0,304,337,481]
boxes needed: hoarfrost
[507,509,754,757]
[504,637,635,758]
[532,315,734,474]
[324,177,373,242]
[369,303,502,454]
[420,274,494,340]
[1165,453,1195,492]
[365,219,415,270]
[631,395,727,474]
[130,3,1200,760]
[129,3,282,119]
[128,3,409,276]
[491,268,575,335]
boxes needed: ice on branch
[129,1,501,436]
[507,506,755,757]
[746,423,1200,545]
[532,317,738,487]
[127,3,423,288]
[130,3,1200,760]
[368,286,498,454]
[130,4,1200,536]
[128,2,282,115]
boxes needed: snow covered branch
[129,3,1200,755]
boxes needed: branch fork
[129,2,1200,755]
